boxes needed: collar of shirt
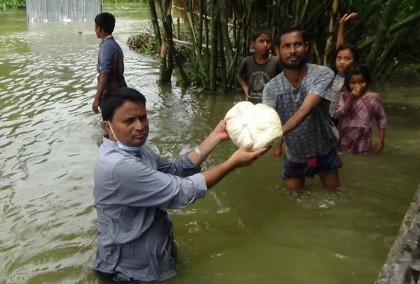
[99,35,114,47]
[102,35,113,42]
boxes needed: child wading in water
[237,27,282,104]
[329,13,360,124]
[329,43,361,124]
[335,65,387,154]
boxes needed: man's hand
[211,119,230,142]
[229,144,268,168]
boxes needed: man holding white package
[262,25,341,191]
[92,87,268,282]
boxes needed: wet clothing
[97,35,127,98]
[92,137,207,281]
[262,64,339,163]
[282,146,342,179]
[329,73,345,118]
[335,91,387,154]
[237,55,282,104]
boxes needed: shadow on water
[0,6,419,284]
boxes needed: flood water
[1,7,420,284]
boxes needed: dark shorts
[282,147,342,179]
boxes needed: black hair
[344,65,372,91]
[251,27,271,41]
[101,87,147,121]
[273,25,308,47]
[94,12,116,35]
[332,43,361,73]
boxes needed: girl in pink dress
[335,65,387,154]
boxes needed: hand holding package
[224,101,283,150]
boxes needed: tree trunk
[147,0,161,51]
[220,9,233,66]
[182,0,206,83]
[156,0,172,83]
[159,41,171,83]
[218,21,227,91]
[323,0,339,66]
[158,0,190,86]
[209,6,218,91]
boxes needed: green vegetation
[2,0,419,90]
[145,0,420,91]
[102,0,146,10]
[0,0,24,10]
[127,33,158,55]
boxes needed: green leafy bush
[0,0,25,10]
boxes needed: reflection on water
[0,7,420,284]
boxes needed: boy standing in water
[92,12,127,114]
[237,27,282,104]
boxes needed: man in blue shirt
[92,87,267,281]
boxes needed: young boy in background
[92,12,127,114]
[237,27,282,104]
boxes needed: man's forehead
[116,100,146,113]
[280,31,304,43]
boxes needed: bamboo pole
[209,3,218,91]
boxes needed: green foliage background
[142,0,419,89]
[0,0,24,10]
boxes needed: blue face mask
[116,141,142,152]
[107,122,142,153]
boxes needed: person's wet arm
[92,73,109,113]
[237,60,250,99]
[282,93,322,135]
[155,120,229,177]
[92,45,112,113]
[376,128,385,153]
[374,95,387,153]
[187,119,229,165]
[202,145,268,189]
